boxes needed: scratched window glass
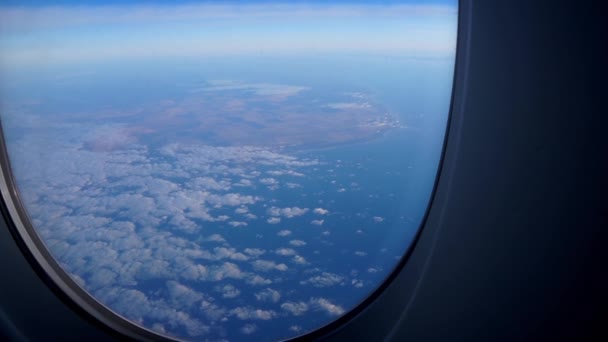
[0,1,457,341]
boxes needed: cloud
[235,206,249,214]
[267,217,281,224]
[281,301,309,316]
[267,206,309,218]
[326,102,371,110]
[252,260,288,272]
[301,272,343,287]
[275,248,297,256]
[260,177,278,186]
[198,81,309,98]
[206,234,226,242]
[243,248,265,257]
[206,262,246,281]
[373,216,384,223]
[246,274,273,286]
[310,298,345,316]
[245,213,258,220]
[212,247,249,261]
[313,208,329,215]
[188,176,231,191]
[292,255,308,265]
[218,284,241,298]
[206,193,260,207]
[200,300,227,322]
[6,115,374,340]
[266,170,304,177]
[166,280,203,307]
[254,288,281,303]
[230,307,276,320]
[96,286,210,337]
[311,219,325,226]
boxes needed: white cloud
[326,102,371,110]
[246,274,273,286]
[281,301,309,316]
[289,325,302,333]
[213,247,249,261]
[311,219,324,226]
[301,272,343,287]
[206,234,226,242]
[166,280,204,307]
[292,255,308,265]
[275,248,297,256]
[235,206,249,214]
[254,288,281,303]
[243,248,265,257]
[267,217,281,224]
[266,170,304,177]
[206,262,246,281]
[189,176,231,191]
[277,230,292,237]
[310,297,345,316]
[8,120,368,339]
[200,300,227,322]
[218,284,241,298]
[260,177,278,185]
[313,208,329,215]
[267,206,309,218]
[252,260,288,272]
[243,213,257,220]
[373,216,384,223]
[206,193,260,207]
[230,307,276,320]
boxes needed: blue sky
[0,0,457,67]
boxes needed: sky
[0,0,457,67]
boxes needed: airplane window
[0,1,457,341]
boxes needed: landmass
[80,81,402,150]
